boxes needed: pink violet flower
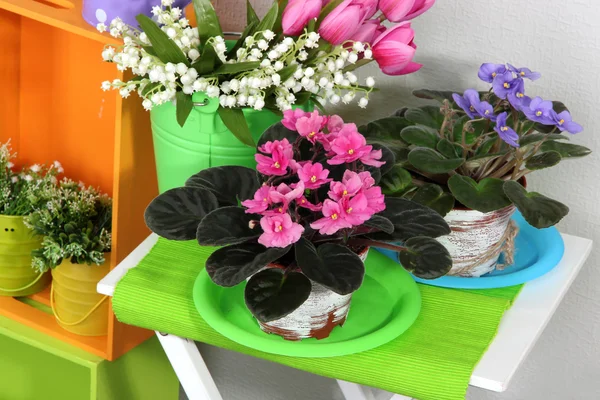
[298,196,323,212]
[363,186,386,213]
[327,124,372,165]
[310,199,353,235]
[269,181,306,209]
[282,109,311,131]
[339,193,374,225]
[357,171,376,188]
[241,186,272,214]
[256,139,295,176]
[295,111,327,144]
[297,162,332,189]
[258,214,305,248]
[329,171,363,201]
[359,148,385,167]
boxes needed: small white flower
[151,5,162,15]
[192,79,207,92]
[188,49,200,61]
[206,86,220,97]
[342,92,355,103]
[229,79,240,92]
[348,52,359,64]
[180,18,190,28]
[247,95,256,106]
[161,0,174,6]
[24,175,33,182]
[308,32,320,42]
[141,56,152,65]
[187,68,198,79]
[272,74,281,86]
[346,72,358,84]
[180,74,193,85]
[237,94,248,106]
[257,40,269,50]
[260,59,271,67]
[140,32,149,44]
[30,164,41,173]
[142,99,153,111]
[274,61,284,71]
[97,23,107,33]
[176,63,188,75]
[340,50,350,60]
[366,76,375,87]
[268,50,280,60]
[182,85,194,95]
[11,176,18,183]
[319,77,329,87]
[165,63,176,73]
[151,93,161,104]
[101,81,112,91]
[333,72,344,84]
[254,98,265,110]
[245,36,255,46]
[101,47,115,61]
[335,58,345,69]
[215,42,227,53]
[330,94,341,104]
[358,97,369,108]
[353,42,365,52]
[341,79,350,87]
[304,67,315,78]
[364,49,373,59]
[119,88,131,98]
[298,51,308,61]
[263,30,275,41]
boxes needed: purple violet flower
[476,101,496,120]
[494,112,520,148]
[478,63,507,83]
[522,96,555,125]
[552,110,583,134]
[507,63,541,81]
[492,72,523,99]
[452,89,481,119]
[506,78,526,109]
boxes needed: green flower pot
[150,92,311,193]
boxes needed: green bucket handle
[0,271,46,293]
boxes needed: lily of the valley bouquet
[144,110,451,327]
[99,0,435,145]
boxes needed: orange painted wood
[0,4,158,361]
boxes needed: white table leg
[336,380,373,400]
[156,332,223,400]
[389,395,413,400]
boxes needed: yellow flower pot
[0,215,50,297]
[51,255,111,336]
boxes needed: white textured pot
[258,247,369,341]
[438,206,516,277]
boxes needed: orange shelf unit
[0,0,159,361]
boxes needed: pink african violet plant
[144,110,453,323]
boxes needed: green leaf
[519,133,569,147]
[412,89,456,104]
[192,0,223,43]
[399,237,452,279]
[410,184,455,217]
[437,138,459,158]
[362,215,394,234]
[274,0,289,33]
[316,0,344,28]
[400,125,439,149]
[475,137,497,156]
[211,62,261,76]
[295,238,365,295]
[227,21,258,57]
[408,148,464,174]
[368,198,451,241]
[358,117,411,148]
[368,143,396,176]
[196,206,262,246]
[141,82,162,97]
[525,151,562,170]
[404,106,444,129]
[452,115,487,145]
[193,44,218,75]
[277,65,299,83]
[136,15,189,65]
[176,92,193,128]
[463,152,507,169]
[448,175,512,213]
[246,0,259,25]
[186,166,261,207]
[245,269,312,323]
[206,243,290,287]
[217,107,255,147]
[539,141,592,158]
[503,181,569,228]
[255,2,279,33]
[380,165,412,195]
[144,187,219,240]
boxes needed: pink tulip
[403,0,436,21]
[380,0,436,22]
[372,23,423,76]
[319,0,378,45]
[350,19,386,44]
[282,0,323,36]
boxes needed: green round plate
[193,250,422,357]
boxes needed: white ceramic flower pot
[438,206,516,277]
[258,248,369,341]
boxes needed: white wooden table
[98,233,592,400]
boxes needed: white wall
[183,1,600,399]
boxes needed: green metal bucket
[150,92,308,193]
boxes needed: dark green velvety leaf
[369,143,395,176]
[519,133,569,147]
[193,0,223,43]
[393,107,408,117]
[245,269,312,323]
[380,165,412,195]
[144,187,218,240]
[448,175,511,213]
[257,122,299,150]
[412,89,456,104]
[186,166,261,206]
[362,215,394,234]
[358,117,411,145]
[295,238,365,295]
[196,206,261,246]
[368,198,451,241]
[212,62,261,75]
[399,236,452,279]
[400,125,439,149]
[410,184,455,217]
[463,152,507,169]
[503,181,569,228]
[408,148,464,174]
[206,243,290,287]
[540,141,592,158]
[217,107,255,147]
[136,15,189,65]
[404,106,444,129]
[525,151,562,170]
[176,92,193,128]
[437,138,460,158]
[475,137,498,156]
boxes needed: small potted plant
[144,110,452,340]
[98,0,434,192]
[363,62,591,277]
[25,180,112,336]
[0,141,62,297]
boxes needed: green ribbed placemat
[113,239,522,400]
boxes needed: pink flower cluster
[242,110,386,248]
[281,0,435,76]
